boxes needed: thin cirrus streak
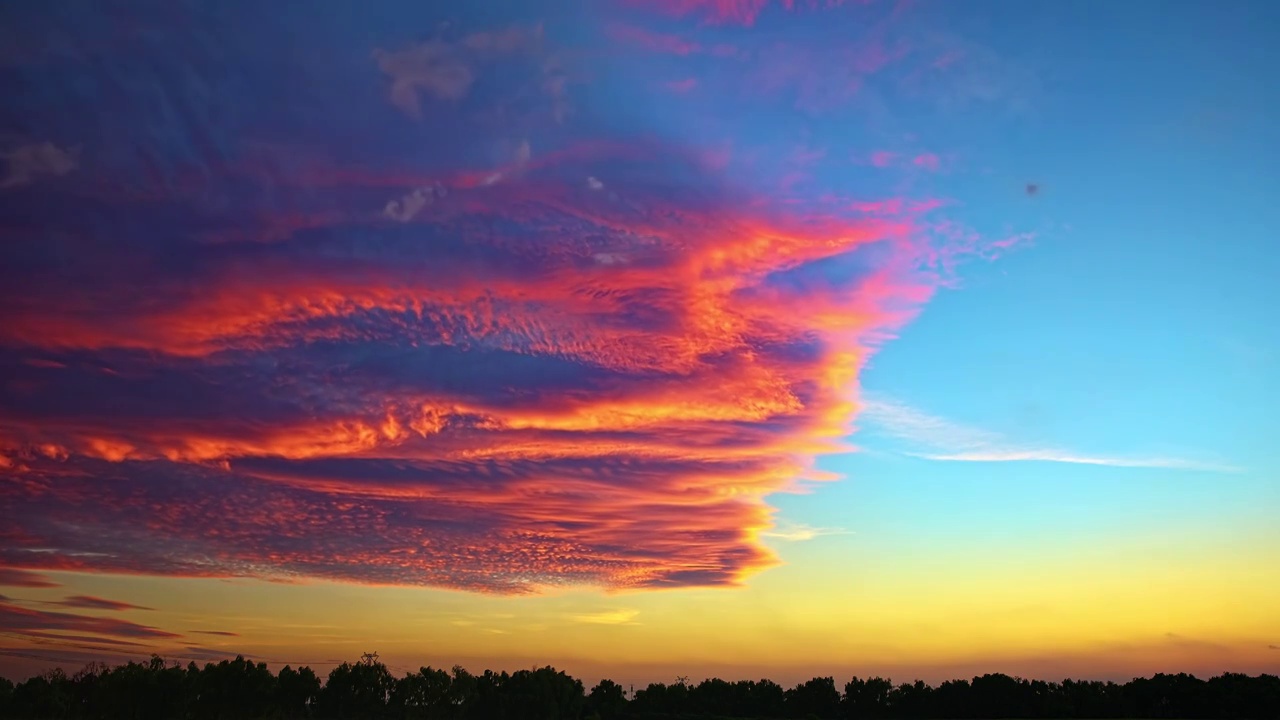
[0,1,1023,594]
[859,397,1240,473]
[0,601,179,641]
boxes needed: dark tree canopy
[0,656,1276,719]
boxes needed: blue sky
[783,0,1280,582]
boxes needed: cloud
[191,630,240,637]
[0,133,969,593]
[608,24,704,56]
[912,153,941,172]
[761,523,853,542]
[0,600,180,641]
[55,595,154,612]
[664,78,700,94]
[1,142,78,189]
[628,0,853,27]
[0,2,1031,596]
[869,151,896,168]
[384,183,447,222]
[859,397,1239,472]
[19,631,148,648]
[1269,644,1279,651]
[570,609,640,625]
[373,25,566,121]
[0,568,59,588]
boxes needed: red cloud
[0,138,975,594]
[0,3,1028,597]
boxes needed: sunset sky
[1,0,1278,686]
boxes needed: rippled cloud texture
[0,1,1023,595]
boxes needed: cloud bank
[0,1,1025,595]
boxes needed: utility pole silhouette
[360,651,380,665]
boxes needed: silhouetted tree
[844,676,892,719]
[192,655,276,719]
[786,676,840,719]
[0,675,13,718]
[886,680,934,719]
[318,659,395,719]
[587,679,626,719]
[751,678,788,718]
[390,665,451,719]
[277,664,321,718]
[2,656,1279,719]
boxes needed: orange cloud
[0,2,1025,597]
[0,137,978,594]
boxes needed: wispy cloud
[761,524,854,542]
[0,599,180,641]
[569,609,640,625]
[55,595,154,612]
[1,141,78,189]
[859,397,1239,473]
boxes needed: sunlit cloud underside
[0,0,1023,594]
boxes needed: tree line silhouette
[0,655,1276,719]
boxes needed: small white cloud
[587,176,604,191]
[373,26,561,121]
[2,142,78,189]
[860,395,1239,473]
[372,44,474,118]
[513,139,531,166]
[593,252,629,265]
[383,183,446,222]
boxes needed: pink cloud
[664,77,700,93]
[932,50,964,69]
[869,151,897,168]
[0,135,1009,594]
[630,0,861,26]
[912,153,941,171]
[0,3,1034,599]
[607,23,703,55]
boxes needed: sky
[1,0,1278,686]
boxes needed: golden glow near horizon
[5,506,1275,683]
